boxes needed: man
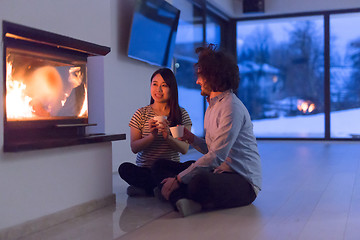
[152,44,262,217]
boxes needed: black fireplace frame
[2,21,124,152]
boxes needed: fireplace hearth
[3,21,125,151]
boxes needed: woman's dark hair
[194,44,240,92]
[150,68,182,126]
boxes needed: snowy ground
[253,108,360,138]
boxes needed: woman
[118,68,192,196]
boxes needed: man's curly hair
[194,44,240,92]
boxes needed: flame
[308,103,315,113]
[297,100,315,114]
[58,66,88,117]
[6,57,87,120]
[28,66,63,112]
[70,66,88,117]
[79,87,88,117]
[6,61,35,119]
[61,93,69,106]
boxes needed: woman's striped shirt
[129,105,192,168]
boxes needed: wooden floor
[118,141,360,240]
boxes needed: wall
[0,0,115,231]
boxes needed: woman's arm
[130,119,158,153]
[164,125,191,154]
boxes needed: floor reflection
[118,197,172,233]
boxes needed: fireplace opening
[3,21,112,152]
[6,46,88,121]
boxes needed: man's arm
[180,127,208,154]
[178,102,243,183]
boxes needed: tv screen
[128,0,180,68]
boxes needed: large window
[237,10,360,139]
[172,0,228,137]
[330,12,360,138]
[171,3,359,140]
[237,16,324,138]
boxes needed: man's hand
[214,161,233,174]
[161,177,180,200]
[178,127,195,144]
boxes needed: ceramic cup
[170,125,184,138]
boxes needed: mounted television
[128,0,180,68]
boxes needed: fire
[27,65,64,117]
[6,61,35,119]
[297,100,315,114]
[6,58,88,120]
[61,93,69,106]
[60,66,88,117]
[79,87,88,117]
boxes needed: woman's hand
[161,177,179,200]
[178,127,195,144]
[148,119,159,137]
[157,119,170,139]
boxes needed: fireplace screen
[6,48,88,121]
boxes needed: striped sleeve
[180,107,192,126]
[129,107,144,131]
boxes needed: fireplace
[3,21,124,152]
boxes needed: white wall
[0,0,115,231]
